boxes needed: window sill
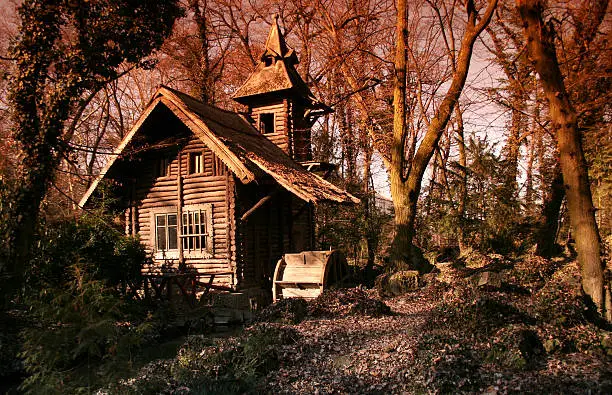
[154,250,179,261]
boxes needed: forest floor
[261,285,611,394]
[109,251,612,394]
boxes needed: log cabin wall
[249,97,291,156]
[290,103,313,162]
[290,194,314,253]
[131,135,235,287]
[234,182,313,290]
[248,98,312,163]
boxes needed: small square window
[156,157,170,177]
[190,152,203,174]
[259,113,274,134]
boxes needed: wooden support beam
[240,191,277,221]
[177,152,184,264]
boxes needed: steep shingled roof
[232,15,329,114]
[79,86,359,207]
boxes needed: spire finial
[263,13,291,61]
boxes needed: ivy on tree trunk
[2,0,183,305]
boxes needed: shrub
[309,288,392,318]
[19,215,154,393]
[254,298,308,324]
[113,323,301,394]
[26,214,146,291]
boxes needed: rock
[421,272,438,285]
[543,338,561,354]
[376,271,420,297]
[487,326,543,370]
[471,271,502,289]
[601,334,612,357]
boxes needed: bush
[309,288,392,318]
[254,298,308,324]
[114,323,301,394]
[26,214,147,291]
[19,215,154,394]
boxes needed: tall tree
[516,0,606,314]
[2,0,183,304]
[389,0,497,270]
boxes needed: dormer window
[259,113,275,134]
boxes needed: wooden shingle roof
[232,15,330,115]
[79,86,359,207]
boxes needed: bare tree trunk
[389,0,497,271]
[517,0,605,314]
[362,137,376,282]
[190,0,213,103]
[455,104,468,253]
[389,0,410,269]
[536,167,564,257]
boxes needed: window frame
[156,157,171,178]
[189,151,204,175]
[259,113,275,134]
[151,206,179,260]
[180,203,214,258]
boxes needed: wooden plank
[140,200,178,209]
[284,253,326,267]
[251,103,285,112]
[142,190,177,199]
[280,269,321,283]
[182,175,225,184]
[183,184,225,192]
[279,287,321,299]
[183,190,226,200]
[184,197,225,205]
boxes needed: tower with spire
[233,15,331,162]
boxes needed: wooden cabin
[79,16,359,291]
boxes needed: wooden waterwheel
[272,250,349,302]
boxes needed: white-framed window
[181,204,213,257]
[155,211,178,251]
[151,205,213,260]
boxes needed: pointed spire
[263,14,287,58]
[261,14,298,64]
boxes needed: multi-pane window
[180,207,209,253]
[152,205,212,258]
[189,152,203,174]
[155,213,177,251]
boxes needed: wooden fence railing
[121,272,234,306]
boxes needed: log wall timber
[291,102,312,162]
[250,100,290,155]
[248,98,312,162]
[132,137,233,285]
[234,180,313,290]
